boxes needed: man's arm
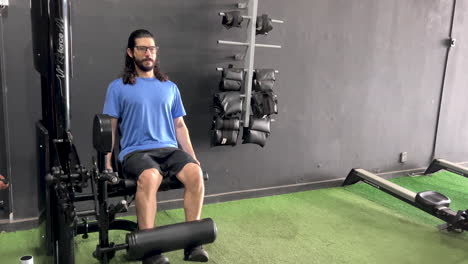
[105,117,118,171]
[174,117,199,165]
[0,174,9,190]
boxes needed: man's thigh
[159,148,199,179]
[122,150,163,179]
[123,147,198,179]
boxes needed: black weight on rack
[222,11,244,29]
[242,116,271,147]
[220,67,244,91]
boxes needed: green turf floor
[2,170,468,263]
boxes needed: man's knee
[137,168,162,190]
[179,163,204,188]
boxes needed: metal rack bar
[218,40,248,46]
[219,12,284,23]
[218,40,281,49]
[242,0,258,127]
[255,43,281,48]
[216,67,279,74]
[219,12,252,20]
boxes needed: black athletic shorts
[122,147,198,180]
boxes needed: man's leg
[134,168,170,264]
[176,163,204,222]
[176,163,209,262]
[135,168,163,230]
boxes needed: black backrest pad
[93,114,113,153]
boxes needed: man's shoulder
[155,79,179,93]
[106,78,126,95]
[160,79,177,87]
[165,80,181,93]
[108,78,124,88]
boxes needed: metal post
[49,0,72,138]
[61,0,71,131]
[243,0,258,127]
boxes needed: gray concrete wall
[434,0,468,161]
[0,0,465,222]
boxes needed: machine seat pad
[415,191,451,210]
[108,176,183,197]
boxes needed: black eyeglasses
[134,46,158,53]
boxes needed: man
[103,29,208,264]
[0,175,8,190]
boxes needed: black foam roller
[126,218,217,259]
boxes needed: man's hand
[0,175,9,190]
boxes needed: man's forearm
[176,125,197,160]
[105,152,113,170]
[106,117,118,170]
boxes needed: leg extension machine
[31,1,217,263]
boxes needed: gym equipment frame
[343,168,468,232]
[424,159,468,178]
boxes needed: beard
[134,57,154,72]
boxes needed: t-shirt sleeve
[172,85,186,119]
[103,81,121,118]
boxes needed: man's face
[128,37,158,72]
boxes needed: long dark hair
[122,29,168,84]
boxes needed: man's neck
[136,68,155,78]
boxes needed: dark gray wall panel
[254,0,452,180]
[434,0,468,161]
[69,0,451,195]
[3,2,42,219]
[0,9,8,220]
[0,0,460,220]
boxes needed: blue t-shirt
[103,77,186,161]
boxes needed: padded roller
[109,173,209,196]
[113,176,183,194]
[126,218,217,260]
[93,114,113,153]
[121,179,136,194]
